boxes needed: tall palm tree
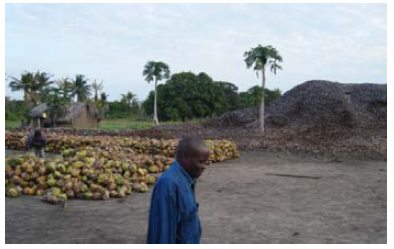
[92,79,104,103]
[71,74,91,103]
[244,45,283,133]
[143,61,170,125]
[8,72,35,103]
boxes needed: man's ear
[183,152,194,165]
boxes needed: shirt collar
[173,160,196,187]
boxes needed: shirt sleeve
[147,180,178,244]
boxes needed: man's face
[184,148,210,179]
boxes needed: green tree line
[6,71,108,125]
[6,70,281,123]
[142,72,281,122]
[7,42,283,127]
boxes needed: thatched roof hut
[30,103,50,118]
[30,103,101,129]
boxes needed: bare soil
[5,151,386,244]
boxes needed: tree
[239,86,282,109]
[214,81,239,112]
[8,71,53,105]
[142,71,235,121]
[97,92,109,120]
[92,80,104,103]
[100,92,108,103]
[142,61,171,125]
[57,77,73,103]
[42,87,68,127]
[121,91,140,116]
[71,74,91,102]
[121,91,137,106]
[244,45,283,133]
[33,71,54,104]
[5,97,30,124]
[8,72,35,103]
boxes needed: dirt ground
[5,150,386,244]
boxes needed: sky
[5,3,387,102]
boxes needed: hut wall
[71,107,98,129]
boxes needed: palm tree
[143,61,170,125]
[33,71,54,104]
[97,92,109,119]
[100,92,108,103]
[121,91,137,106]
[8,72,35,103]
[92,79,104,103]
[71,74,91,103]
[8,71,53,105]
[122,91,140,116]
[57,77,73,102]
[45,87,67,127]
[244,45,283,133]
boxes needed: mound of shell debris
[266,80,387,129]
[201,80,386,160]
[204,80,387,130]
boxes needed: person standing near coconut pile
[147,136,210,244]
[25,129,46,159]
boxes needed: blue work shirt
[147,161,202,244]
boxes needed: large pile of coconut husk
[5,128,240,204]
[5,133,239,203]
[5,132,239,163]
[202,107,259,128]
[266,80,387,129]
[5,149,160,202]
[193,81,387,160]
[203,80,387,130]
[13,127,137,137]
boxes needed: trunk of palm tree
[260,66,266,134]
[53,114,57,128]
[31,91,39,106]
[23,91,29,103]
[153,78,159,125]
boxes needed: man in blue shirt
[147,136,210,244]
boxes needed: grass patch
[98,118,154,131]
[5,118,203,131]
[98,118,202,131]
[5,120,21,130]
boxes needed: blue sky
[5,3,387,101]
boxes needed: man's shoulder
[154,165,181,191]
[156,172,177,187]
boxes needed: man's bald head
[176,136,208,161]
[176,136,210,179]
